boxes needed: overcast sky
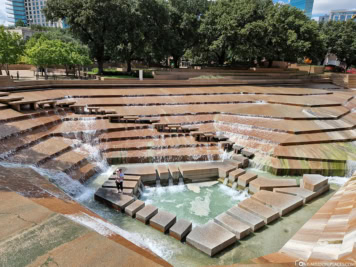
[1,0,356,26]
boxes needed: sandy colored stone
[94,188,134,211]
[156,164,170,181]
[169,219,192,241]
[238,198,280,224]
[186,221,237,256]
[226,206,265,232]
[136,205,158,224]
[214,212,251,239]
[249,177,298,193]
[238,172,258,188]
[125,200,145,217]
[228,168,246,183]
[150,210,176,233]
[252,190,303,216]
[302,174,328,192]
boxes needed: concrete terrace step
[104,147,222,166]
[168,164,180,181]
[301,174,329,192]
[155,164,170,181]
[238,198,280,224]
[10,137,79,165]
[169,219,192,241]
[226,206,265,232]
[214,212,251,239]
[178,162,219,181]
[150,210,177,233]
[228,168,246,183]
[238,172,258,188]
[40,148,89,173]
[94,187,135,212]
[273,185,330,204]
[102,180,139,195]
[252,190,303,216]
[0,115,63,141]
[67,162,99,183]
[186,221,237,256]
[124,165,157,183]
[136,204,159,224]
[125,200,145,217]
[249,177,298,193]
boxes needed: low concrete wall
[331,73,356,89]
[0,76,14,87]
[290,64,325,74]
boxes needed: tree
[197,0,273,65]
[165,0,209,68]
[15,19,26,28]
[110,0,170,72]
[320,20,356,70]
[0,26,24,75]
[43,0,123,74]
[261,4,324,65]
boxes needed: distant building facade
[289,0,314,18]
[319,10,356,22]
[6,0,67,28]
[7,27,35,40]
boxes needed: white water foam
[65,212,174,260]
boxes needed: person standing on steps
[115,169,124,193]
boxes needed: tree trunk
[173,56,180,68]
[268,60,273,68]
[97,60,104,75]
[127,59,132,73]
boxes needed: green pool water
[74,165,338,267]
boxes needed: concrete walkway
[0,188,170,267]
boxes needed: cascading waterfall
[178,176,184,185]
[346,160,356,177]
[168,177,174,186]
[223,178,229,185]
[232,182,238,190]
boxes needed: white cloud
[313,0,356,15]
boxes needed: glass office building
[290,0,314,18]
[6,0,28,25]
[330,10,356,22]
[6,0,66,28]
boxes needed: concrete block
[238,173,258,188]
[169,219,192,241]
[136,204,158,224]
[125,200,145,217]
[150,210,177,233]
[186,221,237,256]
[94,188,134,212]
[228,168,246,183]
[231,155,249,168]
[168,164,180,181]
[214,212,251,239]
[249,177,298,193]
[252,190,303,216]
[302,174,328,192]
[226,206,265,232]
[156,164,170,181]
[241,149,254,159]
[238,198,280,224]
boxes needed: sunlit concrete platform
[125,200,145,217]
[238,198,280,224]
[273,185,329,204]
[237,172,258,188]
[249,177,298,193]
[214,212,251,239]
[136,204,158,224]
[169,219,192,241]
[186,221,237,256]
[228,168,246,183]
[226,206,265,232]
[301,174,328,192]
[94,188,135,211]
[150,211,177,233]
[251,190,303,216]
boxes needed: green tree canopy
[320,20,356,69]
[43,0,123,74]
[15,20,26,27]
[0,26,24,73]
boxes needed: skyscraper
[6,0,28,25]
[289,0,314,18]
[6,0,66,28]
